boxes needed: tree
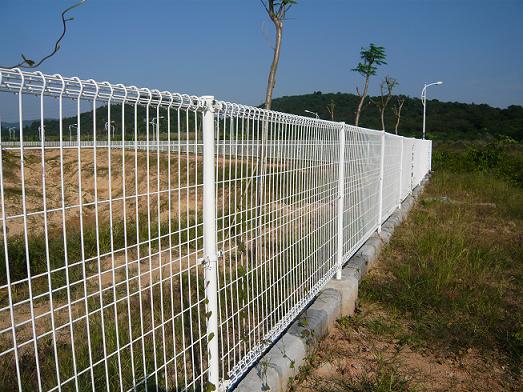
[1,1,85,69]
[352,43,387,126]
[326,99,336,121]
[393,95,406,135]
[372,76,398,130]
[260,0,296,110]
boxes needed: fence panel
[381,133,403,223]
[0,69,209,391]
[0,68,431,391]
[400,138,415,200]
[213,105,341,384]
[341,126,382,260]
[412,139,427,187]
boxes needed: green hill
[269,92,523,141]
[2,92,522,142]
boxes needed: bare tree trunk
[394,108,401,134]
[394,99,405,135]
[227,0,291,256]
[260,16,283,187]
[327,100,335,121]
[377,77,396,131]
[257,15,283,255]
[264,20,283,110]
[354,75,370,126]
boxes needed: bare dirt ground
[0,148,245,348]
[1,148,209,237]
[291,302,521,392]
[0,147,303,353]
[290,163,523,392]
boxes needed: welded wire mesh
[341,126,382,259]
[381,133,403,222]
[0,69,209,391]
[213,106,341,383]
[412,139,429,187]
[400,138,415,200]
[0,68,431,391]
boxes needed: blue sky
[1,0,522,115]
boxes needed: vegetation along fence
[0,68,431,391]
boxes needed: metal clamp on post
[199,250,223,266]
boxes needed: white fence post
[410,141,414,194]
[398,137,404,209]
[429,140,432,172]
[336,123,346,280]
[202,96,220,390]
[377,129,385,233]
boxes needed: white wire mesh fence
[0,68,431,391]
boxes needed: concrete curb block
[234,177,430,392]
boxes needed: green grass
[0,274,208,391]
[0,211,202,299]
[360,143,523,369]
[432,138,523,187]
[290,142,523,391]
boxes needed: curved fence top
[0,67,399,137]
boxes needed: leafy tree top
[261,0,296,21]
[352,43,387,77]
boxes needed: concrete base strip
[234,176,429,392]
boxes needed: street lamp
[421,81,443,139]
[104,121,116,139]
[38,125,45,141]
[305,110,323,159]
[68,123,77,143]
[8,127,16,140]
[150,116,164,141]
[304,110,319,119]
